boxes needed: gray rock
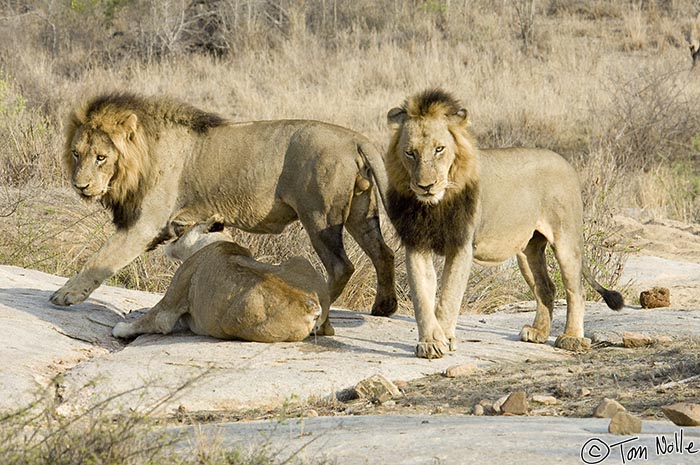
[354,374,401,403]
[591,331,624,347]
[493,395,509,413]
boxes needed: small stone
[501,391,528,415]
[472,404,484,416]
[478,399,496,415]
[393,380,409,391]
[580,387,592,398]
[640,287,670,309]
[493,395,509,413]
[623,332,655,348]
[655,335,673,345]
[354,374,401,403]
[594,398,626,418]
[591,331,624,347]
[305,409,319,417]
[662,403,700,426]
[608,411,642,435]
[444,363,478,378]
[568,366,583,375]
[532,395,560,405]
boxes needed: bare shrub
[597,66,700,170]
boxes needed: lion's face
[388,105,470,205]
[69,127,120,200]
[394,117,461,204]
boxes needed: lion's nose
[417,182,435,192]
[74,182,90,191]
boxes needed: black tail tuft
[601,289,625,311]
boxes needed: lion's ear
[449,108,469,126]
[387,107,407,129]
[121,113,138,141]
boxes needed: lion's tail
[356,140,391,210]
[582,262,625,310]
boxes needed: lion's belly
[472,219,539,265]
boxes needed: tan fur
[112,223,330,342]
[361,88,623,359]
[52,93,397,323]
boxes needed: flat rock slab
[169,415,700,465]
[2,265,700,416]
[0,266,160,411]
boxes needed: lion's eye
[404,150,416,160]
[95,155,106,163]
[71,150,79,159]
[435,146,445,155]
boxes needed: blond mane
[63,93,226,228]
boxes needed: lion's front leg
[435,243,473,352]
[51,225,162,306]
[406,248,447,359]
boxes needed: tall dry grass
[1,0,699,313]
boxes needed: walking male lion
[360,89,623,359]
[113,218,329,342]
[51,93,396,320]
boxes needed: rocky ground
[2,213,700,463]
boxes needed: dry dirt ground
[172,214,700,425]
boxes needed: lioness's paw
[520,325,550,344]
[554,335,591,352]
[112,322,136,339]
[371,295,398,317]
[416,340,448,359]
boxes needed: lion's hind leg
[345,189,398,317]
[517,232,555,344]
[550,237,591,352]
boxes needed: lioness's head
[386,88,479,205]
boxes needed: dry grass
[1,0,699,314]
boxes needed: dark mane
[404,88,462,119]
[84,92,227,135]
[386,183,479,255]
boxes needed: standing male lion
[360,89,623,359]
[52,93,397,320]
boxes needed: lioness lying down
[113,220,330,342]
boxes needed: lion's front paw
[51,285,89,306]
[554,335,591,352]
[416,340,448,359]
[51,276,100,306]
[520,325,550,344]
